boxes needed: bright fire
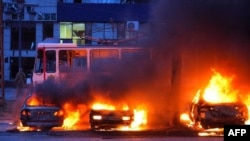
[19,94,147,131]
[62,103,81,129]
[26,95,41,106]
[202,71,238,103]
[180,70,250,133]
[91,102,147,130]
[131,108,147,129]
[92,102,129,111]
[243,95,250,124]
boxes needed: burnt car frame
[190,99,248,129]
[89,109,134,130]
[20,95,64,130]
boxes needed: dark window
[59,50,87,72]
[74,0,82,3]
[121,49,150,67]
[34,49,44,73]
[43,23,54,39]
[46,50,56,73]
[90,49,119,72]
[11,23,36,50]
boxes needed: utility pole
[18,7,22,69]
[0,0,5,106]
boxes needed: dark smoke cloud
[149,0,250,126]
[34,77,91,107]
[32,0,250,129]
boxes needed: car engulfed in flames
[90,109,133,130]
[20,94,64,130]
[189,90,248,129]
[180,70,250,132]
[89,103,147,131]
[19,92,147,131]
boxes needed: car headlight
[54,110,64,117]
[93,115,102,120]
[122,116,131,121]
[21,110,31,116]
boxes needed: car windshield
[25,95,56,106]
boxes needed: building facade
[2,0,151,81]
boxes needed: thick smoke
[34,76,91,107]
[32,0,250,129]
[149,0,250,127]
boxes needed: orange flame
[180,70,250,132]
[26,95,41,106]
[203,71,238,103]
[62,103,81,129]
[243,95,250,124]
[92,103,116,110]
[131,108,147,129]
[91,102,147,130]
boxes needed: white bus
[32,38,151,86]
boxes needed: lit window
[60,22,72,38]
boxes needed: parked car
[20,94,64,130]
[189,94,248,129]
[89,109,134,130]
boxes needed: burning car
[20,94,64,130]
[89,102,134,130]
[179,70,250,130]
[89,109,134,130]
[189,90,249,129]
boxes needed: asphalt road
[0,130,224,141]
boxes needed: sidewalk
[0,88,18,131]
[0,88,17,120]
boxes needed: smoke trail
[149,0,250,127]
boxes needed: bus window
[90,49,119,72]
[121,49,150,63]
[59,50,87,72]
[46,50,56,73]
[59,50,70,72]
[34,49,44,73]
[72,50,87,70]
[73,57,87,70]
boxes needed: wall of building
[2,0,151,81]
